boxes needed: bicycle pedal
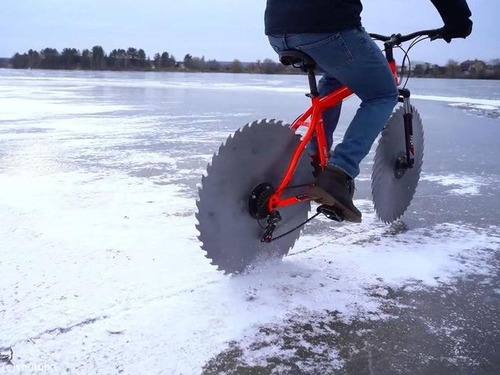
[317,205,345,222]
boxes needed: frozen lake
[0,69,499,374]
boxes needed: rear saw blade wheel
[196,119,313,274]
[372,105,424,223]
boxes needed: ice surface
[0,70,499,374]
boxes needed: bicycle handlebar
[369,29,442,45]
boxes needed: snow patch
[421,174,490,196]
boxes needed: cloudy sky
[0,0,497,64]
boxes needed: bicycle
[196,29,442,274]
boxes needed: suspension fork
[399,88,415,168]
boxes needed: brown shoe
[309,166,362,223]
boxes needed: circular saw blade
[196,119,313,274]
[372,105,424,223]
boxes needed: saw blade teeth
[195,117,311,274]
[371,105,424,223]
[207,258,216,266]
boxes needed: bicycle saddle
[279,50,316,72]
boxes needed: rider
[265,0,473,223]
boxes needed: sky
[0,0,497,65]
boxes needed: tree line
[5,45,290,74]
[3,46,500,79]
[412,59,500,80]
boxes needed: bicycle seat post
[278,50,318,98]
[306,67,319,98]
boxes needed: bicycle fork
[396,88,415,177]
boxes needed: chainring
[196,119,314,274]
[372,105,424,223]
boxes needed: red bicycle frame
[267,60,398,212]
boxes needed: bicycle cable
[259,212,321,242]
[398,36,431,89]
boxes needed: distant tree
[160,52,169,65]
[146,56,153,70]
[196,56,206,71]
[471,60,487,79]
[160,52,176,69]
[91,45,105,69]
[490,59,500,79]
[125,47,149,69]
[206,59,221,72]
[27,49,40,68]
[183,54,193,70]
[137,49,147,69]
[39,48,60,69]
[260,58,284,74]
[182,55,205,71]
[446,59,460,78]
[230,59,243,73]
[127,47,138,59]
[11,53,30,69]
[153,53,161,69]
[0,58,10,68]
[246,61,261,74]
[61,48,80,69]
[108,48,127,69]
[127,47,138,68]
[81,49,91,70]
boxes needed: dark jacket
[265,0,362,35]
[265,0,472,35]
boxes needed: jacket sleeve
[430,0,472,28]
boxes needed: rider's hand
[440,19,473,43]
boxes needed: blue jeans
[268,28,398,178]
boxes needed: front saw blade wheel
[372,105,424,223]
[196,119,313,274]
